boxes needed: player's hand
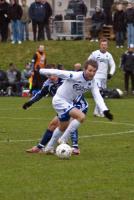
[107,74,112,80]
[22,101,32,110]
[103,110,113,120]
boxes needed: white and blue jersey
[40,69,108,121]
[28,77,88,115]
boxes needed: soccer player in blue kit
[39,59,113,153]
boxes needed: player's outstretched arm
[103,110,113,120]
[22,101,33,110]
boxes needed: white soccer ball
[116,88,124,97]
[56,143,72,159]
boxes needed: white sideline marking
[79,130,134,138]
[0,130,134,143]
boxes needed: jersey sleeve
[88,52,96,60]
[91,81,108,112]
[108,54,116,75]
[40,69,79,80]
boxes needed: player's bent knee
[78,113,86,123]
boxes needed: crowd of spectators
[0,0,52,43]
[0,0,134,46]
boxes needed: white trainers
[11,41,15,44]
[90,39,95,42]
[44,148,55,154]
[18,41,22,44]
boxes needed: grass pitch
[0,97,134,200]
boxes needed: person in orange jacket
[30,45,47,94]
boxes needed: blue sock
[37,129,53,149]
[71,129,79,149]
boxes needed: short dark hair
[83,59,98,70]
[99,37,108,44]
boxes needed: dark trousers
[124,71,134,92]
[0,22,9,42]
[44,22,51,40]
[32,20,44,41]
[104,8,112,25]
[115,31,125,46]
[90,23,102,38]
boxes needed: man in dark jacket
[41,0,52,40]
[0,0,10,42]
[113,3,126,48]
[9,0,23,44]
[90,6,105,42]
[29,0,46,41]
[120,44,134,94]
[102,0,114,25]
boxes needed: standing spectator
[6,63,22,96]
[0,0,10,42]
[67,0,87,37]
[20,0,30,41]
[113,3,126,48]
[9,0,22,44]
[30,45,47,94]
[90,6,105,42]
[67,0,87,18]
[125,3,134,47]
[41,0,52,40]
[88,38,116,117]
[102,0,114,25]
[120,44,134,95]
[29,0,45,41]
[21,62,32,88]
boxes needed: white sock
[45,127,63,151]
[59,119,81,143]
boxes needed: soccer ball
[56,143,72,159]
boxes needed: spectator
[9,0,23,44]
[66,0,87,37]
[102,0,114,25]
[21,62,32,88]
[0,0,10,42]
[20,0,30,41]
[30,45,47,94]
[6,63,22,96]
[41,0,52,40]
[125,3,134,47]
[113,3,126,48]
[29,0,45,41]
[0,68,8,94]
[67,0,87,18]
[120,44,134,95]
[90,6,105,42]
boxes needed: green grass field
[0,96,134,200]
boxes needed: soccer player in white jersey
[40,59,113,153]
[88,38,116,117]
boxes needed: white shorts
[52,95,75,121]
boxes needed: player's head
[99,38,108,53]
[74,63,82,71]
[38,45,45,53]
[83,59,98,80]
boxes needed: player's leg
[44,120,69,153]
[26,116,59,153]
[58,108,85,144]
